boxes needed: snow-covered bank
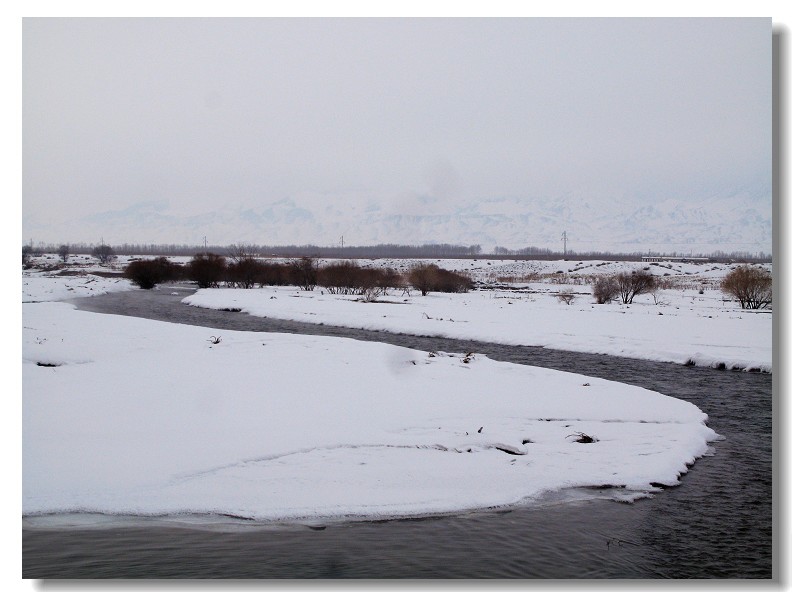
[183,285,771,373]
[23,302,718,522]
[22,271,133,302]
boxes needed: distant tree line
[23,241,772,264]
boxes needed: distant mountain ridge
[24,193,771,254]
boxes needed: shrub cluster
[592,276,618,304]
[721,266,772,309]
[591,270,655,304]
[317,261,392,295]
[289,257,319,291]
[182,254,309,289]
[407,263,473,296]
[187,253,227,288]
[124,257,182,289]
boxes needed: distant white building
[641,256,710,263]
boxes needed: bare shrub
[650,288,669,306]
[556,289,576,305]
[226,243,257,263]
[721,266,772,309]
[318,260,362,294]
[318,261,403,297]
[91,244,116,265]
[433,267,473,293]
[226,257,262,288]
[124,257,180,289]
[377,267,403,295]
[614,271,655,304]
[408,263,472,296]
[258,261,290,285]
[408,263,437,296]
[592,276,618,304]
[188,253,226,288]
[289,257,318,291]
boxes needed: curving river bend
[22,286,773,578]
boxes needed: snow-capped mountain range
[24,192,771,254]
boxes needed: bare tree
[57,244,70,263]
[721,266,772,309]
[614,271,655,304]
[22,245,33,266]
[91,244,116,265]
[226,243,257,264]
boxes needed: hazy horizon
[22,17,772,253]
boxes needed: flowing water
[22,286,773,578]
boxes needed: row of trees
[124,255,474,296]
[22,241,772,263]
[23,244,116,266]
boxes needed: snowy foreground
[23,273,720,523]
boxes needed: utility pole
[561,231,568,258]
[204,236,207,250]
[340,235,344,249]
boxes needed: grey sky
[22,17,771,244]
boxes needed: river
[22,286,773,578]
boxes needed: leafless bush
[433,267,473,293]
[226,257,262,289]
[377,267,404,295]
[408,263,472,296]
[188,253,226,288]
[650,288,670,306]
[258,262,290,286]
[614,271,656,304]
[360,286,383,302]
[408,263,437,296]
[226,243,257,263]
[721,266,772,309]
[92,244,117,265]
[124,257,181,289]
[289,257,318,291]
[318,261,367,295]
[556,289,576,305]
[592,276,618,304]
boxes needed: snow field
[184,282,771,372]
[23,301,718,522]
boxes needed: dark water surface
[22,286,772,578]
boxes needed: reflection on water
[21,287,771,578]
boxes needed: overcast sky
[22,17,771,242]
